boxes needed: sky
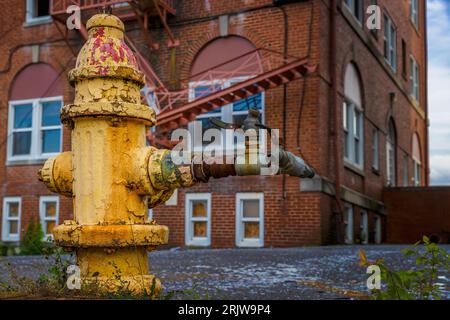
[427,0,450,185]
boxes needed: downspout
[282,6,289,201]
[275,4,289,200]
[330,0,345,235]
[424,0,430,186]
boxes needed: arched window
[7,63,63,162]
[412,133,422,186]
[386,119,397,186]
[188,36,264,150]
[343,63,364,168]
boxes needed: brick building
[0,0,430,247]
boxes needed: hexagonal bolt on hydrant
[38,13,315,297]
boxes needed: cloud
[427,0,450,185]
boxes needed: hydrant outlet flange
[61,102,156,126]
[53,223,168,248]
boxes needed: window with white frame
[403,155,410,186]
[236,193,264,247]
[343,64,364,169]
[39,196,59,240]
[410,0,419,28]
[410,56,420,103]
[8,97,63,162]
[413,158,421,186]
[2,197,21,242]
[185,193,211,246]
[360,211,368,245]
[372,128,379,171]
[386,120,397,186]
[344,204,354,245]
[188,79,264,152]
[344,0,363,23]
[26,0,51,25]
[412,134,422,186]
[384,13,397,71]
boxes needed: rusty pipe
[278,149,315,178]
[190,150,315,182]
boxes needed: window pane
[36,0,50,17]
[193,221,207,237]
[13,104,33,128]
[45,202,57,217]
[233,94,262,112]
[42,101,61,126]
[45,221,56,235]
[244,222,259,239]
[8,203,19,218]
[42,129,61,153]
[353,110,360,136]
[242,199,260,218]
[192,200,207,217]
[346,104,351,130]
[354,0,362,21]
[344,132,349,158]
[194,85,221,100]
[373,130,379,169]
[9,221,18,235]
[12,131,32,155]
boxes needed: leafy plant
[0,242,9,256]
[39,249,72,291]
[360,236,450,300]
[20,219,44,255]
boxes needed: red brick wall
[152,0,324,247]
[154,0,427,247]
[384,187,450,244]
[0,0,75,241]
[0,0,429,247]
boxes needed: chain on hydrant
[38,13,315,297]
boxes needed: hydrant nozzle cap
[86,14,124,34]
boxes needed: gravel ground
[0,245,449,300]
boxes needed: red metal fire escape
[50,0,315,148]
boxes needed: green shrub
[20,219,45,255]
[360,236,450,300]
[0,242,8,256]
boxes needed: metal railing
[50,0,174,16]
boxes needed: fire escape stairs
[50,1,316,148]
[156,58,316,134]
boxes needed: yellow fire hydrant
[39,13,315,296]
[38,14,195,296]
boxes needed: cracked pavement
[0,245,449,299]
